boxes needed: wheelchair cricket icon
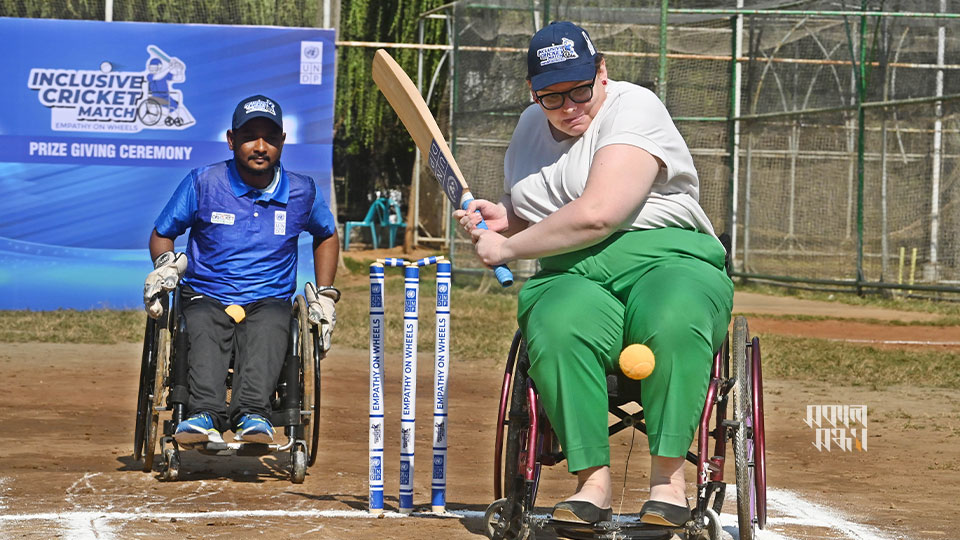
[136,45,196,129]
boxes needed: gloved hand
[304,282,338,352]
[143,251,187,319]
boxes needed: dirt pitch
[1,291,959,539]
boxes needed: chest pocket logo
[274,210,287,235]
[211,211,235,225]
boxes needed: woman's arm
[470,143,660,265]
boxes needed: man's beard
[236,155,277,176]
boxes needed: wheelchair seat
[607,373,644,408]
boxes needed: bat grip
[461,197,514,287]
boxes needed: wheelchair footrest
[190,441,280,457]
[525,515,677,540]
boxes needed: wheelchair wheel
[731,316,765,540]
[137,98,163,126]
[487,331,538,540]
[134,317,159,462]
[294,295,322,466]
[751,329,768,529]
[143,326,170,472]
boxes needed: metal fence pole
[728,2,744,271]
[658,0,669,103]
[855,1,868,292]
[926,0,946,281]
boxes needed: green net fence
[446,0,960,295]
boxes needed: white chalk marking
[0,489,903,540]
[766,488,899,540]
[0,477,9,511]
[60,514,117,540]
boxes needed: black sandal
[551,501,613,524]
[639,500,691,527]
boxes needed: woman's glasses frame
[534,77,597,110]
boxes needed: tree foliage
[1,0,318,25]
[334,0,448,217]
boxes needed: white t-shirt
[503,80,717,237]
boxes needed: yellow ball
[224,304,246,324]
[619,344,655,380]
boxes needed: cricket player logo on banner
[28,45,195,133]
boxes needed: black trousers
[180,286,290,432]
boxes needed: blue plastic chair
[382,198,408,249]
[344,198,407,250]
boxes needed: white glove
[304,282,338,352]
[143,251,187,319]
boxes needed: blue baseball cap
[232,94,283,130]
[527,21,598,91]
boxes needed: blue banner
[0,18,336,309]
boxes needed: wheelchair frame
[484,315,767,540]
[133,289,323,483]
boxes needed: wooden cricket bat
[372,48,513,287]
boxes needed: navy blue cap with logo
[232,94,283,130]
[527,21,599,91]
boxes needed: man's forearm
[149,229,175,261]
[313,232,340,286]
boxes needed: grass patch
[0,309,145,343]
[737,280,960,319]
[757,333,960,389]
[4,258,958,384]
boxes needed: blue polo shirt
[154,159,336,305]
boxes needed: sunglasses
[534,77,597,110]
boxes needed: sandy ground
[1,292,959,539]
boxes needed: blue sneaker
[174,412,224,446]
[234,414,275,444]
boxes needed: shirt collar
[226,159,290,204]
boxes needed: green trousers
[517,228,733,472]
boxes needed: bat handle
[461,196,514,288]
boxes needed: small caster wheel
[290,444,307,484]
[160,448,180,482]
[703,507,722,540]
[484,497,529,540]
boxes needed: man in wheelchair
[142,95,340,447]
